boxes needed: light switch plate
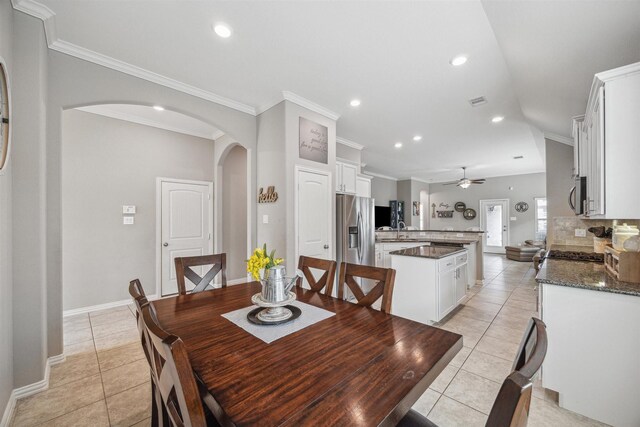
[122,205,136,214]
[575,228,587,237]
[510,217,517,221]
[123,216,134,225]
[262,215,269,224]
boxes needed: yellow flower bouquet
[246,244,284,281]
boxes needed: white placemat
[221,300,335,344]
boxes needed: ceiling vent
[468,96,487,107]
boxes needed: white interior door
[480,199,509,254]
[297,168,331,261]
[160,179,212,296]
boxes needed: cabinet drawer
[455,252,468,266]
[438,257,456,272]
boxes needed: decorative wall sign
[439,202,451,209]
[299,117,328,164]
[258,186,279,203]
[463,208,477,220]
[454,202,466,212]
[431,203,436,218]
[437,210,454,218]
[412,201,421,216]
[515,201,529,213]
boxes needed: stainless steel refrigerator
[336,194,375,269]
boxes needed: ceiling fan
[443,167,486,189]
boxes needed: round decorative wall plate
[463,208,476,220]
[515,202,529,213]
[454,202,466,212]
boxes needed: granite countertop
[377,238,475,245]
[377,229,484,233]
[389,245,467,259]
[536,258,640,297]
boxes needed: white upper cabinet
[575,62,640,219]
[356,176,371,198]
[335,160,357,194]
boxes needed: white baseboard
[227,277,250,285]
[1,354,66,427]
[63,295,157,317]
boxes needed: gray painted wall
[371,176,397,206]
[397,180,412,225]
[429,173,546,245]
[0,1,13,414]
[545,139,574,244]
[336,143,361,165]
[222,145,248,279]
[62,109,215,309]
[11,10,48,388]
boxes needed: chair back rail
[337,262,396,314]
[142,304,208,427]
[175,253,227,295]
[296,256,337,295]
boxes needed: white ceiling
[27,0,640,182]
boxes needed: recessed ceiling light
[350,99,361,107]
[153,105,165,111]
[214,23,232,38]
[450,55,468,66]
[492,116,504,123]
[413,135,422,141]
[394,142,403,148]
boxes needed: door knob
[324,244,329,249]
[163,242,169,247]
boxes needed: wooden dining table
[152,282,463,426]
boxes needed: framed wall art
[299,117,328,164]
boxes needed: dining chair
[141,303,209,427]
[128,279,163,427]
[175,253,227,295]
[397,317,548,427]
[296,256,337,295]
[337,262,396,314]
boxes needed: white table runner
[221,300,335,344]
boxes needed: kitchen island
[536,248,640,427]
[391,245,468,325]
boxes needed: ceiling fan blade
[470,179,486,183]
[442,181,460,185]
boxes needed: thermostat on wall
[122,205,136,214]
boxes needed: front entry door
[160,179,212,296]
[297,168,331,260]
[480,199,509,254]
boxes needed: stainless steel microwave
[569,176,587,215]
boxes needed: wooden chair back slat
[337,262,396,314]
[128,279,152,364]
[296,256,337,295]
[141,303,207,427]
[485,317,547,427]
[175,254,227,295]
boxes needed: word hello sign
[258,186,279,203]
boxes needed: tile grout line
[90,312,113,427]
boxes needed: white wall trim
[1,355,66,427]
[228,277,251,285]
[544,132,573,146]
[363,170,398,181]
[336,136,364,151]
[76,105,219,140]
[10,0,257,116]
[282,91,340,121]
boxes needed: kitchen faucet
[397,221,406,238]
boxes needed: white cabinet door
[341,163,357,194]
[455,265,468,304]
[335,163,342,192]
[588,87,605,216]
[356,177,371,198]
[572,117,584,177]
[438,269,456,319]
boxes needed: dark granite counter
[389,245,467,259]
[550,244,596,253]
[536,258,640,297]
[376,239,475,245]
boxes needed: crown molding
[595,60,640,82]
[363,170,398,181]
[282,91,340,121]
[77,105,220,140]
[544,132,573,146]
[11,0,257,116]
[410,176,431,184]
[336,136,364,151]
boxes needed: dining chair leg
[151,379,159,427]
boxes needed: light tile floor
[10,255,608,426]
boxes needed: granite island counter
[391,245,469,325]
[536,246,640,426]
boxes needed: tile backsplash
[551,217,640,246]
